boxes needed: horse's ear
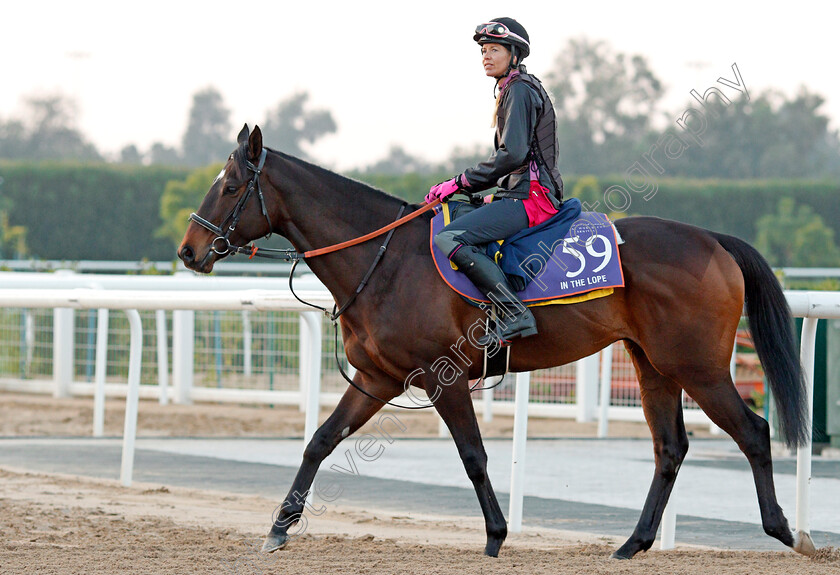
[248,125,263,161]
[237,124,250,146]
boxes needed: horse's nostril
[180,246,195,263]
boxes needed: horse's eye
[224,186,239,195]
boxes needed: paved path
[1,436,838,551]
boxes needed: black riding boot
[450,245,538,347]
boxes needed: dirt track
[2,392,838,574]
[2,468,838,575]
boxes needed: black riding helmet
[473,17,530,72]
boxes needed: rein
[189,148,441,323]
[188,157,495,409]
[289,202,408,322]
[229,198,441,261]
[189,148,441,324]
[188,150,440,321]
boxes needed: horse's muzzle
[178,242,216,274]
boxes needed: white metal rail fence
[0,271,342,400]
[0,271,720,424]
[0,271,837,549]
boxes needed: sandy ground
[1,467,838,575]
[3,392,838,574]
[0,391,719,439]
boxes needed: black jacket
[464,72,563,202]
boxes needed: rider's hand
[425,174,467,204]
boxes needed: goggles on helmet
[474,22,530,48]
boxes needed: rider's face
[481,43,512,78]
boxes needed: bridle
[184,146,436,327]
[184,150,502,409]
[188,148,271,256]
[189,147,440,263]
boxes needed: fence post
[242,311,252,377]
[156,309,169,405]
[120,309,143,487]
[300,312,322,445]
[483,386,494,423]
[660,489,677,549]
[172,309,194,405]
[85,310,96,381]
[52,270,76,398]
[796,317,817,536]
[575,352,600,422]
[299,314,311,413]
[18,311,26,378]
[508,370,531,532]
[53,306,74,398]
[23,310,35,378]
[597,344,614,438]
[438,415,450,438]
[93,308,109,437]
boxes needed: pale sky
[3,0,839,171]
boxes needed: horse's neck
[271,155,406,303]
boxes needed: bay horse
[178,124,815,559]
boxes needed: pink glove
[425,176,463,204]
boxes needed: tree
[438,144,494,174]
[569,175,601,210]
[0,94,101,161]
[755,197,840,267]
[149,142,182,166]
[0,211,27,259]
[0,119,26,159]
[795,218,840,267]
[26,95,102,161]
[665,87,840,178]
[362,145,432,175]
[157,164,224,247]
[546,38,665,174]
[260,92,337,160]
[119,144,144,165]
[0,179,27,259]
[180,87,232,167]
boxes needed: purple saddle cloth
[430,205,625,304]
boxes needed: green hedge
[1,160,838,262]
[561,175,840,245]
[353,173,840,246]
[0,161,188,260]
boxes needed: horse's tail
[710,232,809,448]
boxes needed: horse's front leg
[262,373,399,553]
[427,374,507,557]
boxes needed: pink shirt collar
[498,70,521,93]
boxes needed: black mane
[251,145,411,209]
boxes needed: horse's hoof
[611,540,637,560]
[792,530,816,557]
[484,538,503,557]
[261,533,289,553]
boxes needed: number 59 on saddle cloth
[429,201,625,307]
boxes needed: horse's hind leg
[262,372,400,553]
[613,341,689,559]
[428,375,507,557]
[680,374,809,553]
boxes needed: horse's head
[178,124,272,273]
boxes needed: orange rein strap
[302,199,441,259]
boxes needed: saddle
[430,198,625,308]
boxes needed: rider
[428,17,564,347]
